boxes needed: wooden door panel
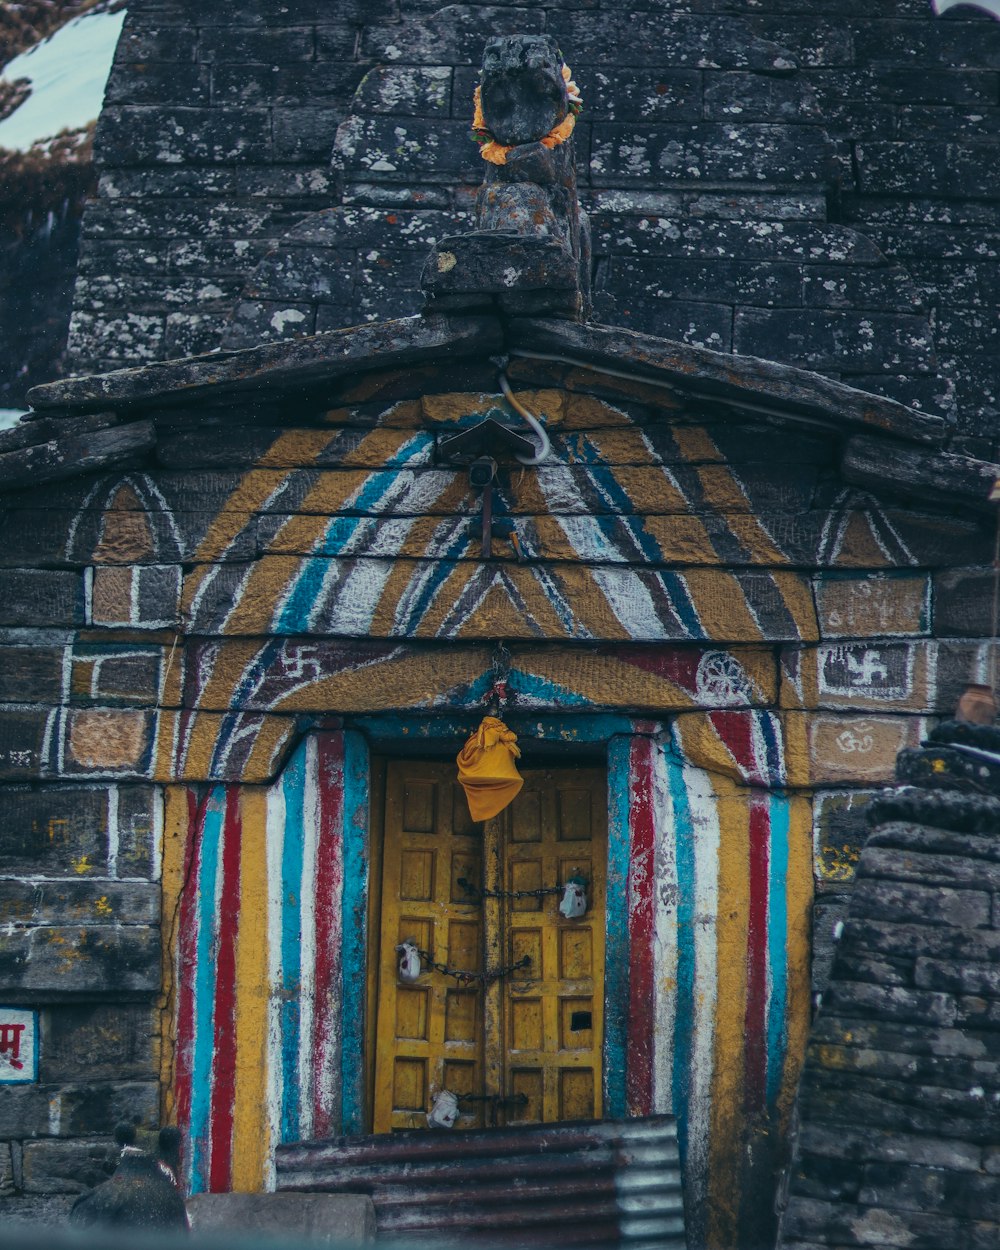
[503,767,606,1126]
[374,761,605,1133]
[374,761,484,1132]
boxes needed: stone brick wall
[68,0,1000,442]
[4,311,1000,1238]
[0,782,162,1227]
[780,736,1000,1249]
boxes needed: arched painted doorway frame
[165,707,810,1250]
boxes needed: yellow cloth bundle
[456,716,523,822]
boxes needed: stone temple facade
[2,5,1000,1250]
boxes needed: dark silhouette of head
[69,1121,189,1233]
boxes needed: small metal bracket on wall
[438,418,535,559]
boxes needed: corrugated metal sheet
[276,1115,685,1250]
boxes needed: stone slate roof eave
[13,311,1000,512]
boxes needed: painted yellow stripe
[185,425,415,632]
[682,570,765,642]
[575,427,659,464]
[223,430,450,637]
[367,480,475,623]
[769,571,819,642]
[340,426,426,467]
[189,640,262,714]
[705,770,750,1250]
[271,648,490,713]
[159,786,192,1123]
[670,428,825,649]
[189,427,318,567]
[244,718,296,783]
[670,426,726,463]
[780,710,812,789]
[220,555,303,637]
[231,788,270,1192]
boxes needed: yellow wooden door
[373,761,486,1131]
[503,767,605,1124]
[373,761,606,1132]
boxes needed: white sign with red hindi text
[0,1007,37,1082]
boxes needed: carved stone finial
[421,34,590,319]
[477,35,570,149]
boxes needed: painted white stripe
[683,763,720,1202]
[555,515,618,562]
[591,567,675,640]
[65,477,110,560]
[106,786,119,879]
[151,786,164,884]
[127,474,184,555]
[297,736,320,1141]
[263,781,286,1192]
[652,744,678,1115]
[310,560,394,634]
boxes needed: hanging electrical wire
[495,367,551,465]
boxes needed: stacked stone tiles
[781,724,1000,1249]
[68,0,1000,443]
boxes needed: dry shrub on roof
[0,76,31,123]
[0,122,95,235]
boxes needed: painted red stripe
[626,736,656,1117]
[743,792,770,1114]
[312,733,345,1137]
[174,790,209,1189]
[708,711,756,783]
[208,787,242,1192]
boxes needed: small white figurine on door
[396,940,422,983]
[559,877,587,919]
[427,1089,460,1129]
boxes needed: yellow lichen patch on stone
[68,710,148,770]
[818,840,862,883]
[436,250,457,272]
[72,855,93,875]
[94,895,113,917]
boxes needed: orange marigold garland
[472,63,583,166]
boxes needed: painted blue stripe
[189,786,226,1193]
[396,523,474,635]
[277,558,330,633]
[508,670,591,708]
[280,741,307,1142]
[605,734,632,1120]
[341,730,370,1134]
[277,438,429,631]
[667,753,696,1162]
[580,437,703,638]
[230,639,285,709]
[758,712,784,787]
[765,792,790,1108]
